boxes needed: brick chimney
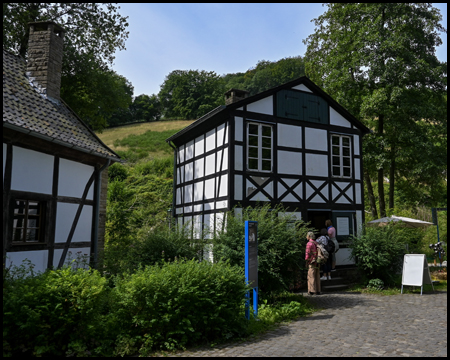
[26,21,66,101]
[225,88,249,105]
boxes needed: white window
[247,122,273,172]
[331,135,352,178]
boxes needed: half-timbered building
[166,77,370,265]
[3,22,120,272]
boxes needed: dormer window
[247,122,273,172]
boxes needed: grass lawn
[96,120,195,152]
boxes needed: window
[247,122,273,172]
[331,135,352,178]
[276,89,328,124]
[12,200,46,243]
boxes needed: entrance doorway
[307,210,331,236]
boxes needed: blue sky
[111,3,448,98]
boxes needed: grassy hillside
[96,120,195,155]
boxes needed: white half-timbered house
[166,77,370,265]
[3,22,120,272]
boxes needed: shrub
[112,259,250,356]
[348,225,407,285]
[3,264,115,357]
[212,204,313,297]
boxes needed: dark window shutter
[277,89,328,124]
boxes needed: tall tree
[3,3,130,131]
[132,94,161,122]
[304,3,447,216]
[159,70,225,120]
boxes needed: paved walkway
[169,291,447,357]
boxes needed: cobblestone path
[168,291,447,357]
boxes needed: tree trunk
[377,114,386,217]
[364,170,378,218]
[389,151,395,210]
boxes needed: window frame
[246,122,273,173]
[12,199,47,245]
[331,134,352,178]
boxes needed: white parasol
[367,215,434,229]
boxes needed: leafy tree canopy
[303,3,447,215]
[158,70,225,120]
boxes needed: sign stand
[245,221,258,320]
[401,254,434,295]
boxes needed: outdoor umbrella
[367,215,434,229]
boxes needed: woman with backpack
[326,219,339,271]
[317,228,333,281]
[305,231,321,295]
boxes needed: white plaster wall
[195,136,204,156]
[11,146,53,194]
[177,166,184,185]
[194,181,204,202]
[234,174,243,201]
[235,145,243,171]
[353,135,360,156]
[194,158,204,179]
[58,158,94,200]
[185,162,193,182]
[235,117,243,142]
[184,184,193,203]
[53,247,91,269]
[217,123,228,147]
[178,145,185,163]
[193,215,202,239]
[205,153,216,176]
[176,188,182,205]
[305,153,328,177]
[277,124,302,148]
[247,96,273,115]
[304,128,328,151]
[185,140,194,161]
[205,129,216,152]
[216,148,228,171]
[203,213,213,239]
[291,84,312,92]
[355,183,362,204]
[330,107,351,128]
[6,250,48,274]
[335,248,355,265]
[278,212,302,221]
[217,174,228,197]
[354,158,360,180]
[278,151,302,175]
[204,178,215,199]
[55,203,93,243]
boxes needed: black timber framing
[167,76,369,237]
[3,130,108,270]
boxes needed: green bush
[3,263,115,357]
[213,204,313,297]
[112,259,250,356]
[348,225,407,285]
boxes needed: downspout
[167,140,178,228]
[93,159,110,268]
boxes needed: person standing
[326,219,338,271]
[317,228,332,280]
[305,231,321,295]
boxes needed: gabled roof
[3,50,120,161]
[166,76,370,145]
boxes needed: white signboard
[336,217,350,236]
[401,254,434,295]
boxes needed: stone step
[321,284,349,292]
[319,276,345,286]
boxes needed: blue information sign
[245,221,258,319]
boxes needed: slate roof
[3,49,120,160]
